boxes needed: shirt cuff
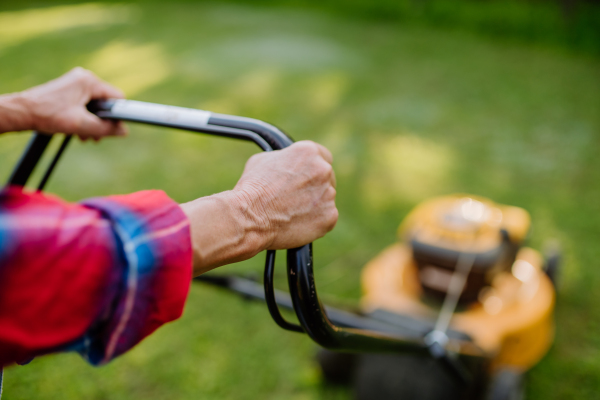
[78,190,192,365]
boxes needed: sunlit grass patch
[85,40,170,96]
[0,3,134,48]
[362,133,455,207]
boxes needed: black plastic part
[411,230,519,303]
[316,348,357,385]
[411,239,504,271]
[427,341,472,385]
[6,133,52,187]
[544,249,561,288]
[36,135,72,191]
[263,250,304,332]
[208,115,293,151]
[483,368,524,400]
[354,354,467,400]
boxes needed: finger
[67,67,124,100]
[113,121,129,136]
[90,79,125,100]
[330,168,337,189]
[76,112,127,139]
[323,186,337,201]
[315,143,333,165]
[72,67,124,100]
[326,204,339,232]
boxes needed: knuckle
[73,67,94,83]
[295,140,318,154]
[248,152,264,165]
[327,207,339,230]
[316,161,332,177]
[69,66,84,75]
[328,186,337,199]
[71,66,86,76]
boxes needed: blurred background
[0,0,599,398]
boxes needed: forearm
[0,92,31,133]
[181,190,271,276]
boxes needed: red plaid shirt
[0,187,192,366]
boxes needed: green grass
[7,0,600,55]
[235,0,600,55]
[0,1,599,399]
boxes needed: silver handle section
[90,99,273,151]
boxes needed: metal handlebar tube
[6,133,52,187]
[6,133,72,191]
[7,99,485,386]
[87,99,294,151]
[36,135,72,192]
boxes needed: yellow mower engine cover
[361,194,555,371]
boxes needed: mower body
[361,243,554,372]
[319,194,556,400]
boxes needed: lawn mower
[7,99,559,400]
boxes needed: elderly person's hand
[234,141,337,250]
[181,141,338,276]
[0,67,127,140]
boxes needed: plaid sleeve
[0,187,192,366]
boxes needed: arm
[0,67,127,139]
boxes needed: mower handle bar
[7,99,483,384]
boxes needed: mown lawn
[0,2,599,399]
